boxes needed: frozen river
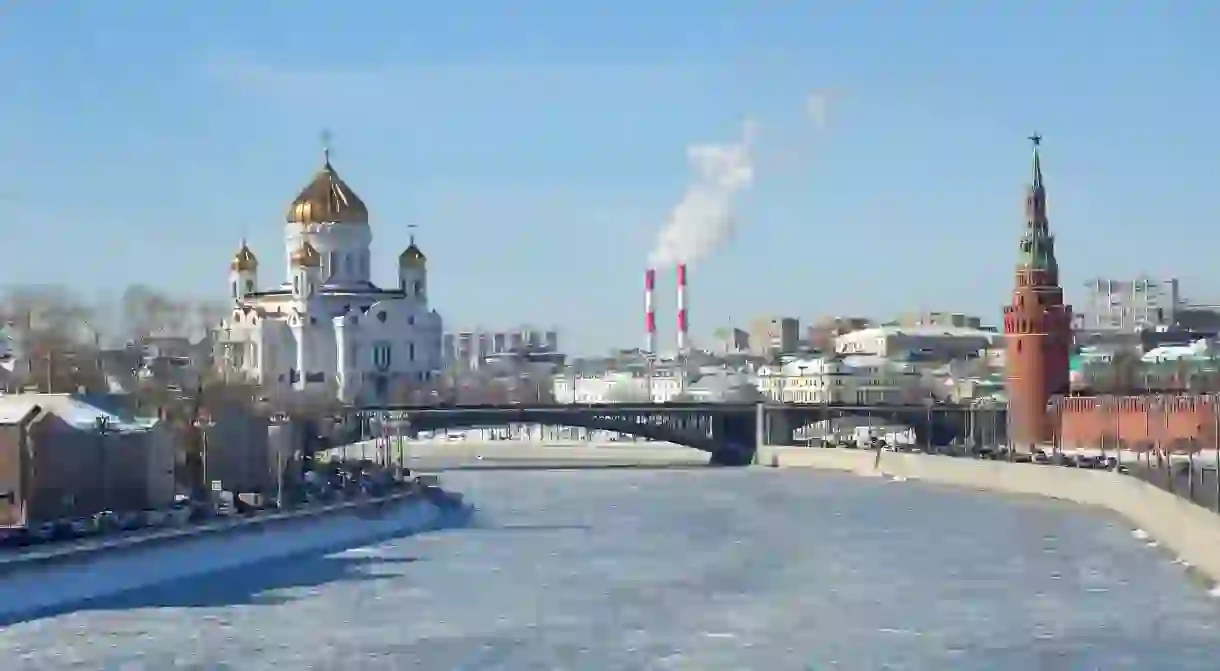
[3,467,1220,669]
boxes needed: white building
[834,325,1001,360]
[214,149,444,405]
[756,355,925,405]
[552,367,688,404]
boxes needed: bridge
[345,402,997,466]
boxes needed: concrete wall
[760,445,1220,586]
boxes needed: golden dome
[230,239,258,272]
[286,152,369,225]
[290,240,322,268]
[399,241,426,267]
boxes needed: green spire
[1017,134,1058,277]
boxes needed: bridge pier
[707,408,759,467]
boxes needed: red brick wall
[1052,395,1220,452]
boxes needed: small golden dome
[286,152,369,225]
[399,242,426,267]
[290,240,322,268]
[230,239,258,272]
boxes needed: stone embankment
[331,440,709,467]
[0,492,461,624]
[760,446,1220,586]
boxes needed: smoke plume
[806,90,832,130]
[648,121,756,268]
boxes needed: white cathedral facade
[214,149,444,405]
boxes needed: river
[2,467,1219,669]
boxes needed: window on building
[231,282,238,298]
[409,342,416,361]
[244,280,254,294]
[413,280,422,296]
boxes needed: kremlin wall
[1051,395,1220,452]
[1005,136,1219,453]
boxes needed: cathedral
[214,148,444,405]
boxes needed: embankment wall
[0,494,457,624]
[332,441,708,465]
[760,446,1220,585]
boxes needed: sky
[0,1,1218,354]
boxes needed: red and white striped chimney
[644,268,657,353]
[676,263,689,352]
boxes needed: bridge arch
[348,405,759,465]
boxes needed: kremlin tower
[1003,134,1074,450]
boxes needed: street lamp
[269,412,290,508]
[193,413,216,499]
[923,396,935,454]
[94,416,114,511]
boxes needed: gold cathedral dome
[399,240,426,267]
[286,148,369,225]
[230,239,258,272]
[290,240,322,268]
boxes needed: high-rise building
[749,316,800,355]
[443,325,561,370]
[1003,135,1073,449]
[1079,276,1180,331]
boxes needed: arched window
[244,279,254,294]
[413,280,423,296]
[231,282,238,298]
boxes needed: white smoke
[806,90,831,130]
[648,121,757,268]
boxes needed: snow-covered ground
[0,496,468,625]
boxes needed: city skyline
[1,2,1217,354]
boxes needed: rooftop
[846,325,1002,340]
[0,393,152,431]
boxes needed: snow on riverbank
[0,496,471,625]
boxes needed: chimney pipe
[677,264,688,352]
[644,268,657,354]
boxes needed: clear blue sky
[1,1,1217,354]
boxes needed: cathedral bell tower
[398,226,427,306]
[1003,134,1074,450]
[229,239,258,302]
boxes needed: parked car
[93,510,120,534]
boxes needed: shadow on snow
[0,505,480,627]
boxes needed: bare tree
[0,285,106,393]
[1092,350,1145,395]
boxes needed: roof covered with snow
[845,325,1002,341]
[0,394,153,431]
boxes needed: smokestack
[644,268,657,354]
[677,264,688,352]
